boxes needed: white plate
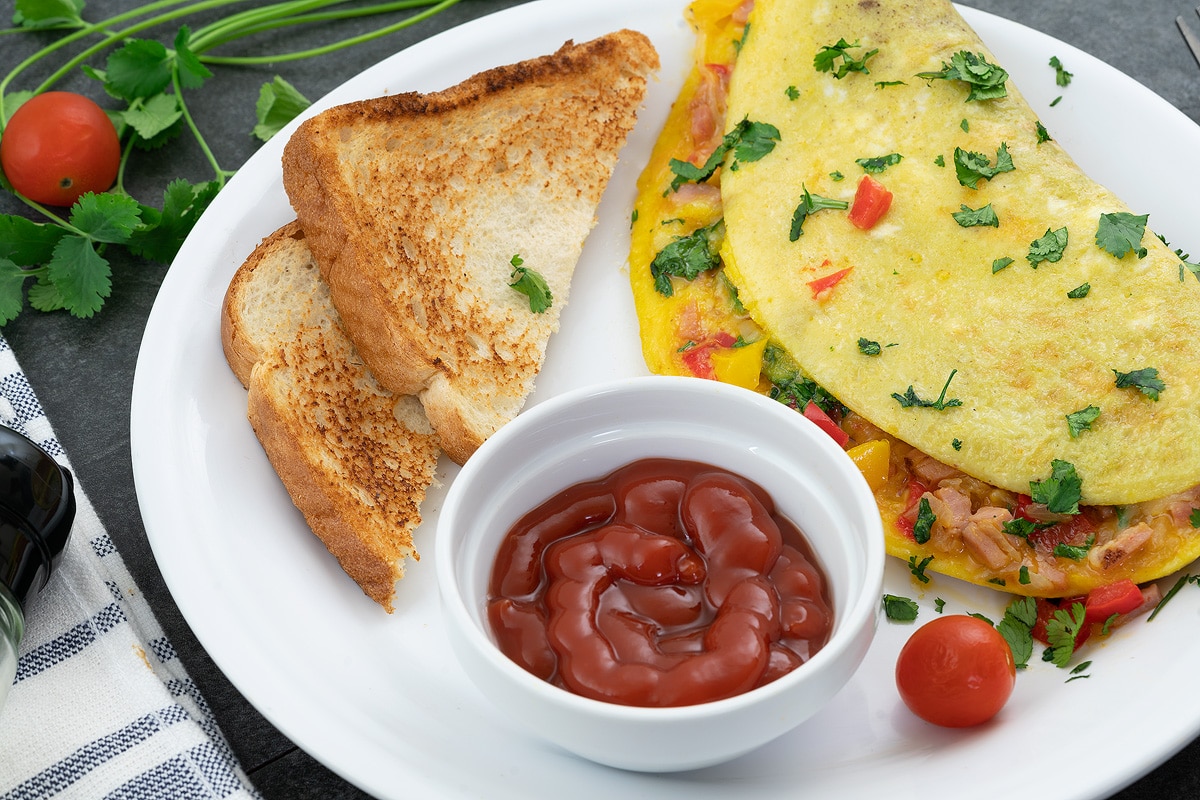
[130,2,1200,798]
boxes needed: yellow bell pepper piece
[846,439,891,492]
[711,337,769,390]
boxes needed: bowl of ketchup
[436,375,884,772]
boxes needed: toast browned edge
[281,30,659,464]
[220,221,439,612]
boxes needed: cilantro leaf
[891,369,963,411]
[0,214,68,265]
[70,192,142,245]
[127,179,220,262]
[855,153,902,174]
[1095,212,1148,259]
[0,259,29,325]
[667,118,779,192]
[1044,602,1086,667]
[882,593,919,622]
[1066,405,1100,438]
[814,38,879,79]
[46,235,113,318]
[857,337,882,356]
[254,76,312,142]
[1066,282,1090,299]
[14,0,84,29]
[912,496,935,544]
[789,185,848,240]
[105,38,174,100]
[992,256,1014,273]
[997,596,1036,669]
[908,554,933,583]
[954,143,1014,189]
[1027,226,1068,268]
[916,50,1009,101]
[649,221,723,296]
[1036,120,1052,143]
[173,26,213,90]
[1053,536,1095,561]
[1029,458,1082,515]
[509,261,552,313]
[1049,55,1073,88]
[1113,367,1164,401]
[121,93,183,141]
[952,203,999,228]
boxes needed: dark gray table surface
[2,0,1199,797]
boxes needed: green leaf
[1066,282,1090,299]
[1113,366,1164,401]
[120,92,183,141]
[254,76,311,142]
[814,38,879,79]
[127,179,220,262]
[509,263,552,313]
[997,596,1036,668]
[916,50,1009,101]
[1095,212,1148,259]
[1027,226,1068,268]
[1036,120,1052,143]
[891,369,963,411]
[649,221,723,296]
[855,153,902,174]
[907,554,933,584]
[27,275,65,313]
[992,256,1014,273]
[1066,405,1100,438]
[45,235,112,318]
[882,593,919,622]
[857,337,881,356]
[952,203,999,228]
[1044,602,1086,667]
[912,496,935,544]
[0,259,30,325]
[173,26,213,90]
[105,38,173,100]
[954,143,1014,189]
[667,118,779,192]
[14,0,84,29]
[1049,55,1073,88]
[1053,537,1094,561]
[789,184,848,240]
[69,192,142,244]
[0,214,68,265]
[1029,459,1082,515]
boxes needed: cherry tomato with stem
[895,614,1016,728]
[1,92,121,207]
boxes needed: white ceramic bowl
[436,375,884,772]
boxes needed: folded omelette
[629,0,1200,596]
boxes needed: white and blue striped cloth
[0,337,259,799]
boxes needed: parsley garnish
[892,369,963,411]
[912,496,936,544]
[855,153,903,173]
[916,50,1009,101]
[997,596,1037,668]
[508,256,552,313]
[1095,212,1149,259]
[814,38,879,78]
[789,185,849,240]
[954,143,1015,188]
[1050,95,1063,107]
[1053,534,1096,561]
[1018,565,1031,585]
[908,554,934,583]
[951,438,962,450]
[830,170,845,181]
[1066,282,1091,299]
[960,118,969,132]
[1044,602,1086,667]
[785,85,800,100]
[952,203,999,228]
[858,337,882,356]
[1029,459,1082,515]
[649,221,723,296]
[1066,405,1100,437]
[992,256,1014,273]
[934,597,946,613]
[883,593,919,622]
[875,80,906,89]
[1002,517,1047,539]
[1049,55,1073,87]
[1113,367,1165,401]
[1027,226,1068,268]
[1036,120,1052,143]
[667,117,780,192]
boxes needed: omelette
[628,0,1200,597]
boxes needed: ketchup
[486,458,834,707]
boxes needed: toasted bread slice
[281,30,659,463]
[221,221,440,612]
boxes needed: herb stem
[188,0,441,52]
[170,69,232,187]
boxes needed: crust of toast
[221,222,439,612]
[281,30,658,463]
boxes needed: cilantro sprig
[916,50,1009,101]
[789,185,848,240]
[892,369,963,411]
[508,255,552,314]
[954,143,1014,189]
[0,0,465,323]
[814,38,878,79]
[668,117,780,192]
[649,221,724,296]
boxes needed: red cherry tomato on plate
[895,615,1016,728]
[1,92,121,206]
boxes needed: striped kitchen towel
[0,337,260,799]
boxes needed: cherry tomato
[895,615,1016,728]
[1,92,121,206]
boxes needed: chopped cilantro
[1192,509,1200,528]
[952,203,1000,228]
[785,84,800,100]
[1044,601,1086,667]
[1066,282,1091,299]
[883,593,919,622]
[992,256,1014,273]
[830,170,845,181]
[987,577,1006,587]
[630,209,638,227]
[508,260,552,313]
[892,369,963,411]
[789,185,849,240]
[1018,565,1031,585]
[1066,405,1100,438]
[912,496,936,544]
[951,438,962,450]
[1050,95,1063,107]
[934,154,945,167]
[1002,517,1046,539]
[1050,56,1073,87]
[997,596,1036,668]
[908,554,934,583]
[1053,534,1095,561]
[916,50,1009,101]
[1113,367,1165,401]
[934,597,946,613]
[858,337,882,356]
[954,143,1015,189]
[814,38,879,78]
[855,153,903,173]
[875,80,906,89]
[667,117,780,192]
[733,22,751,53]
[1036,120,1052,143]
[1067,660,1092,683]
[960,117,969,132]
[1030,458,1082,515]
[649,221,723,296]
[1095,212,1149,259]
[1027,226,1068,268]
